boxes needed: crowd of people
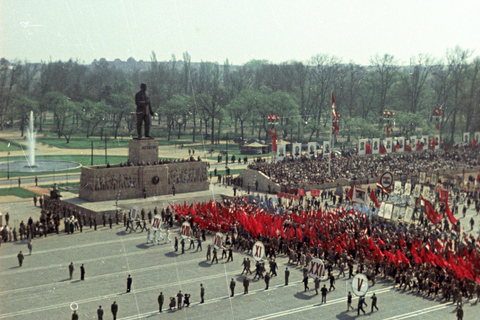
[171,187,480,312]
[248,147,480,187]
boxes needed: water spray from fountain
[27,110,36,167]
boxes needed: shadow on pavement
[136,243,150,249]
[293,290,317,300]
[198,261,212,268]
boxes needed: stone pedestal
[129,139,158,165]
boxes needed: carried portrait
[384,203,394,220]
[404,207,414,222]
[413,184,422,198]
[419,172,426,184]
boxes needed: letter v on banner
[351,274,369,296]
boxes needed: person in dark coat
[265,273,270,290]
[321,284,328,303]
[97,306,104,320]
[71,311,78,320]
[69,262,74,279]
[111,301,118,320]
[303,275,309,291]
[184,293,191,307]
[358,296,367,315]
[371,293,378,312]
[17,251,24,267]
[243,277,250,294]
[230,278,236,297]
[200,284,205,303]
[158,292,164,312]
[285,267,290,285]
[177,291,183,309]
[80,264,85,280]
[126,274,132,293]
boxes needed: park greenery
[1,47,479,149]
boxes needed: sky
[1,0,479,66]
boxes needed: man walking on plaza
[230,278,236,297]
[371,293,378,312]
[17,251,24,267]
[69,262,74,280]
[321,284,328,303]
[126,274,132,293]
[285,267,290,285]
[27,240,32,255]
[358,295,367,315]
[158,292,164,312]
[97,305,104,320]
[200,284,205,303]
[243,276,250,294]
[111,301,118,320]
[80,264,85,280]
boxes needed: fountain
[0,111,81,173]
[26,110,37,167]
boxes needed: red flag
[376,182,390,195]
[298,189,305,196]
[332,92,339,134]
[417,140,423,150]
[366,142,372,154]
[424,199,442,224]
[377,237,385,246]
[368,237,374,250]
[296,227,303,240]
[380,142,387,154]
[440,190,449,203]
[445,201,457,225]
[311,189,320,197]
[370,190,380,208]
[347,186,354,200]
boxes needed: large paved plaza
[1,188,480,320]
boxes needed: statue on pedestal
[135,83,154,139]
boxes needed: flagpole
[328,92,334,177]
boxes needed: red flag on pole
[332,92,339,134]
[445,201,457,225]
[370,190,380,208]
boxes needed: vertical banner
[293,143,302,159]
[474,132,480,146]
[396,137,405,153]
[277,144,286,161]
[463,132,470,146]
[421,136,428,149]
[384,138,393,153]
[384,203,394,220]
[372,138,380,154]
[307,142,317,159]
[434,134,440,150]
[323,141,331,158]
[358,139,367,155]
[410,136,417,151]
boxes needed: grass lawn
[0,139,23,151]
[0,187,37,198]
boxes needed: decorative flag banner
[384,138,393,153]
[311,189,320,197]
[293,143,302,159]
[307,142,317,159]
[277,144,286,161]
[463,132,470,146]
[358,139,367,155]
[396,137,405,153]
[372,138,380,154]
[323,141,331,158]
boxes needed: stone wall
[79,161,209,201]
[237,169,281,193]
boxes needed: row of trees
[0,47,479,145]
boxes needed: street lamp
[7,151,10,180]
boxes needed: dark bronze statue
[135,83,154,139]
